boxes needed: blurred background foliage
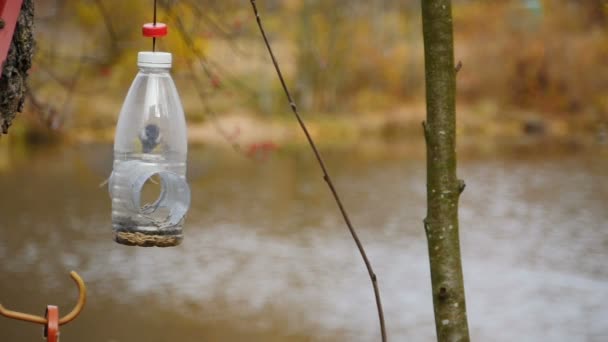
[9,0,608,147]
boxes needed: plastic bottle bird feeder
[109,22,190,247]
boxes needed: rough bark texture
[421,1,470,341]
[0,0,34,134]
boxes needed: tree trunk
[420,1,470,341]
[0,0,35,134]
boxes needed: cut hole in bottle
[138,173,170,222]
[140,174,161,207]
[142,176,166,220]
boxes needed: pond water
[0,143,607,341]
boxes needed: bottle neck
[138,67,171,74]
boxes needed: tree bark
[0,0,35,134]
[421,1,470,341]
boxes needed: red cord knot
[142,23,168,38]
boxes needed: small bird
[140,123,162,153]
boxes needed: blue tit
[140,123,161,153]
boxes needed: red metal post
[0,0,24,67]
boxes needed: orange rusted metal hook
[0,271,86,326]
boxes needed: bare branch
[249,1,387,341]
[92,0,119,53]
[186,62,245,155]
[162,2,257,95]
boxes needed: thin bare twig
[186,61,244,154]
[92,0,119,53]
[166,4,215,81]
[162,3,248,155]
[27,41,87,130]
[163,2,257,96]
[248,1,387,341]
[188,4,249,53]
[58,57,84,123]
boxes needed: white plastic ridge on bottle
[109,51,190,247]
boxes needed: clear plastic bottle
[109,52,190,247]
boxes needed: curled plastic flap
[110,160,190,226]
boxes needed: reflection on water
[0,145,607,341]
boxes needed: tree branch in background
[421,0,470,340]
[166,2,256,96]
[249,1,387,341]
[163,2,247,155]
[92,0,119,54]
[185,61,245,154]
[166,4,215,81]
[27,50,84,131]
[187,3,249,53]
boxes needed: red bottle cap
[142,23,168,38]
